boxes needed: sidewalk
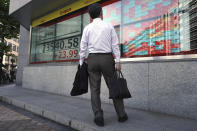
[0,84,197,131]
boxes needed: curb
[0,95,99,131]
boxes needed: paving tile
[0,101,73,131]
[0,84,197,131]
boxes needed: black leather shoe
[118,114,128,122]
[94,117,104,127]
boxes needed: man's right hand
[116,62,121,71]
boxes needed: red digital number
[74,50,78,57]
[69,50,73,58]
[59,50,78,59]
[63,51,67,58]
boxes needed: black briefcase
[108,70,131,99]
[70,62,88,96]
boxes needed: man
[79,3,128,127]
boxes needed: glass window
[103,1,122,50]
[8,42,12,46]
[13,45,17,51]
[122,0,194,57]
[36,24,55,62]
[190,0,197,51]
[31,23,56,63]
[103,1,121,27]
[30,0,196,64]
[83,13,90,29]
[30,12,85,63]
[55,14,82,62]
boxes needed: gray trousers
[87,53,126,118]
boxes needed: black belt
[89,53,112,55]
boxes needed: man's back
[83,18,115,53]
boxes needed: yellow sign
[32,0,100,27]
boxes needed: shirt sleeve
[79,27,88,65]
[111,26,120,63]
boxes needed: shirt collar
[93,18,102,22]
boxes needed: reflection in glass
[189,0,197,51]
[31,24,55,63]
[30,0,197,64]
[122,0,183,57]
[121,0,196,57]
[30,14,83,63]
[55,16,82,61]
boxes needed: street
[0,101,75,131]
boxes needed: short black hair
[88,3,102,19]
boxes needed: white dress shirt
[79,18,120,65]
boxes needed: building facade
[9,0,197,120]
[3,38,19,71]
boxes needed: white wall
[22,61,197,120]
